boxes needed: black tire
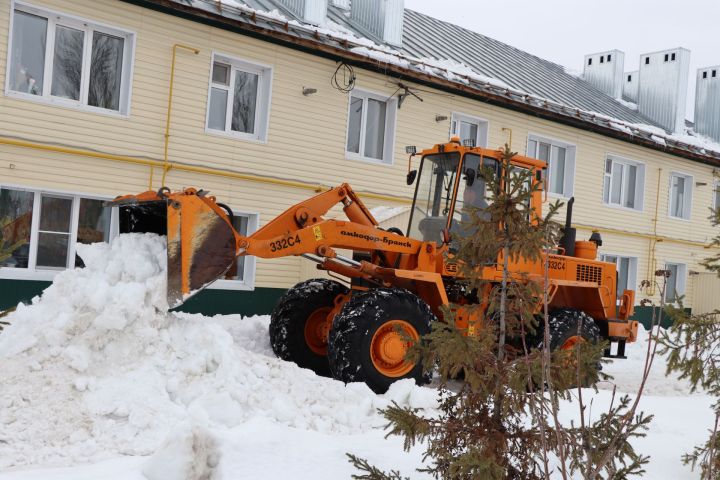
[536,308,601,351]
[327,288,435,394]
[269,278,348,377]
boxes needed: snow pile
[0,234,436,470]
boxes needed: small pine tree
[659,206,720,479]
[350,145,653,479]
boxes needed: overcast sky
[404,0,719,119]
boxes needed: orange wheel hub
[304,307,332,355]
[370,320,419,378]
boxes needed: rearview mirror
[406,170,417,185]
[464,168,476,187]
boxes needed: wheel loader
[111,138,639,393]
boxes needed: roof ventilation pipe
[350,0,405,47]
[637,47,691,133]
[277,0,328,25]
[582,50,625,99]
[623,70,639,103]
[694,66,720,143]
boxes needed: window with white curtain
[527,135,576,197]
[668,172,693,220]
[206,54,272,142]
[450,113,488,147]
[0,186,116,277]
[7,4,134,114]
[664,262,687,303]
[603,155,645,211]
[600,254,638,300]
[345,89,397,164]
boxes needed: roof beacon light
[463,139,476,147]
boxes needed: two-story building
[1,0,718,325]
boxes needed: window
[601,254,638,300]
[0,187,116,278]
[714,181,720,211]
[645,57,650,65]
[607,54,612,62]
[345,89,397,164]
[450,113,488,147]
[664,262,687,304]
[600,55,605,64]
[7,5,134,114]
[664,54,669,62]
[588,58,592,66]
[209,212,259,290]
[668,172,693,220]
[527,135,576,197]
[603,155,645,211]
[628,74,632,82]
[206,54,272,142]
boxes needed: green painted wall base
[175,287,286,316]
[0,279,682,329]
[0,279,285,317]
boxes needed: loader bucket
[109,189,239,308]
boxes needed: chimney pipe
[637,47,691,133]
[583,50,625,99]
[694,66,720,143]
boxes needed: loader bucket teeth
[109,190,239,308]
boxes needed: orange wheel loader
[110,139,639,393]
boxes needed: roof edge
[122,0,720,168]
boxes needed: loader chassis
[113,140,639,393]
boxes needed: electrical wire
[331,62,356,93]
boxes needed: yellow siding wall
[0,0,717,307]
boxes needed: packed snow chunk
[142,424,221,480]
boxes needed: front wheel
[269,279,348,377]
[328,288,435,394]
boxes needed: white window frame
[663,261,687,304]
[344,88,398,165]
[600,253,638,302]
[714,180,720,211]
[450,112,489,148]
[5,1,136,116]
[526,133,577,198]
[667,171,694,221]
[204,52,273,143]
[0,183,119,281]
[207,211,259,291]
[603,154,646,212]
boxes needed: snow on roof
[187,0,720,163]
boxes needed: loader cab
[406,140,545,245]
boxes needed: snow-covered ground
[0,234,713,479]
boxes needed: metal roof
[221,0,651,125]
[135,0,720,166]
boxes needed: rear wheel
[328,288,435,394]
[536,309,601,386]
[536,309,600,351]
[269,279,348,377]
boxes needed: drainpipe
[157,44,200,189]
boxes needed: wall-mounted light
[435,115,448,122]
[302,87,318,96]
[696,182,708,187]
